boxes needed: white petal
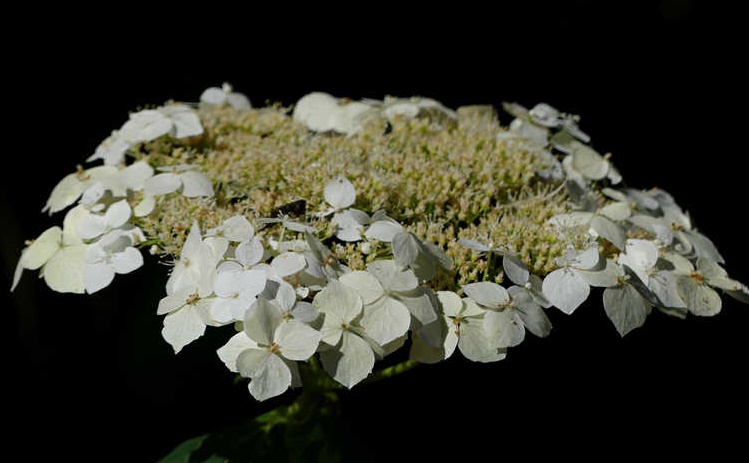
[683,230,724,264]
[235,236,265,267]
[542,268,590,314]
[161,306,207,353]
[458,317,506,363]
[324,175,356,209]
[572,144,608,180]
[621,239,659,272]
[332,209,367,242]
[121,161,154,191]
[591,215,626,250]
[391,232,420,268]
[503,254,530,286]
[144,173,182,196]
[367,259,418,292]
[484,309,525,348]
[271,251,307,277]
[20,227,62,270]
[245,298,282,346]
[120,109,172,143]
[223,215,254,242]
[161,104,203,139]
[396,287,438,326]
[603,284,650,336]
[462,282,510,309]
[276,320,322,361]
[43,245,86,293]
[111,247,143,274]
[84,262,115,293]
[320,331,374,389]
[179,170,214,197]
[509,288,552,338]
[436,290,462,317]
[339,270,384,306]
[227,92,252,111]
[238,350,291,402]
[573,246,600,270]
[77,214,106,240]
[133,195,156,217]
[217,331,258,373]
[290,301,318,323]
[409,323,448,364]
[314,280,363,345]
[293,92,340,132]
[157,288,192,315]
[43,173,87,215]
[677,276,721,316]
[103,200,131,229]
[201,87,227,105]
[578,258,622,288]
[599,201,632,221]
[365,219,405,242]
[360,296,411,346]
[649,270,686,309]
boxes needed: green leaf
[155,435,221,463]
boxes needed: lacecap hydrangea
[11,84,749,401]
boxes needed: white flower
[391,232,453,283]
[462,281,527,349]
[158,222,219,352]
[143,164,214,198]
[436,290,506,363]
[342,260,437,344]
[200,82,251,111]
[119,103,203,144]
[12,205,89,293]
[542,244,600,314]
[313,280,380,388]
[204,215,255,262]
[561,140,621,186]
[292,92,376,136]
[602,264,653,337]
[380,95,457,122]
[301,231,350,287]
[76,199,132,240]
[217,297,322,401]
[211,266,267,324]
[617,239,686,310]
[261,279,319,323]
[43,165,120,215]
[317,175,369,242]
[364,210,405,242]
[83,228,144,293]
[86,130,131,166]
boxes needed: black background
[4,2,748,462]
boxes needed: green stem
[360,359,421,387]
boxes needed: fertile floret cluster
[12,84,748,401]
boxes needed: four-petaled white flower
[200,82,252,111]
[436,290,507,363]
[313,280,381,389]
[83,228,145,294]
[143,164,214,198]
[119,103,203,144]
[340,260,437,347]
[617,238,686,310]
[542,244,600,314]
[12,205,89,293]
[157,222,219,353]
[318,175,369,242]
[217,296,322,401]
